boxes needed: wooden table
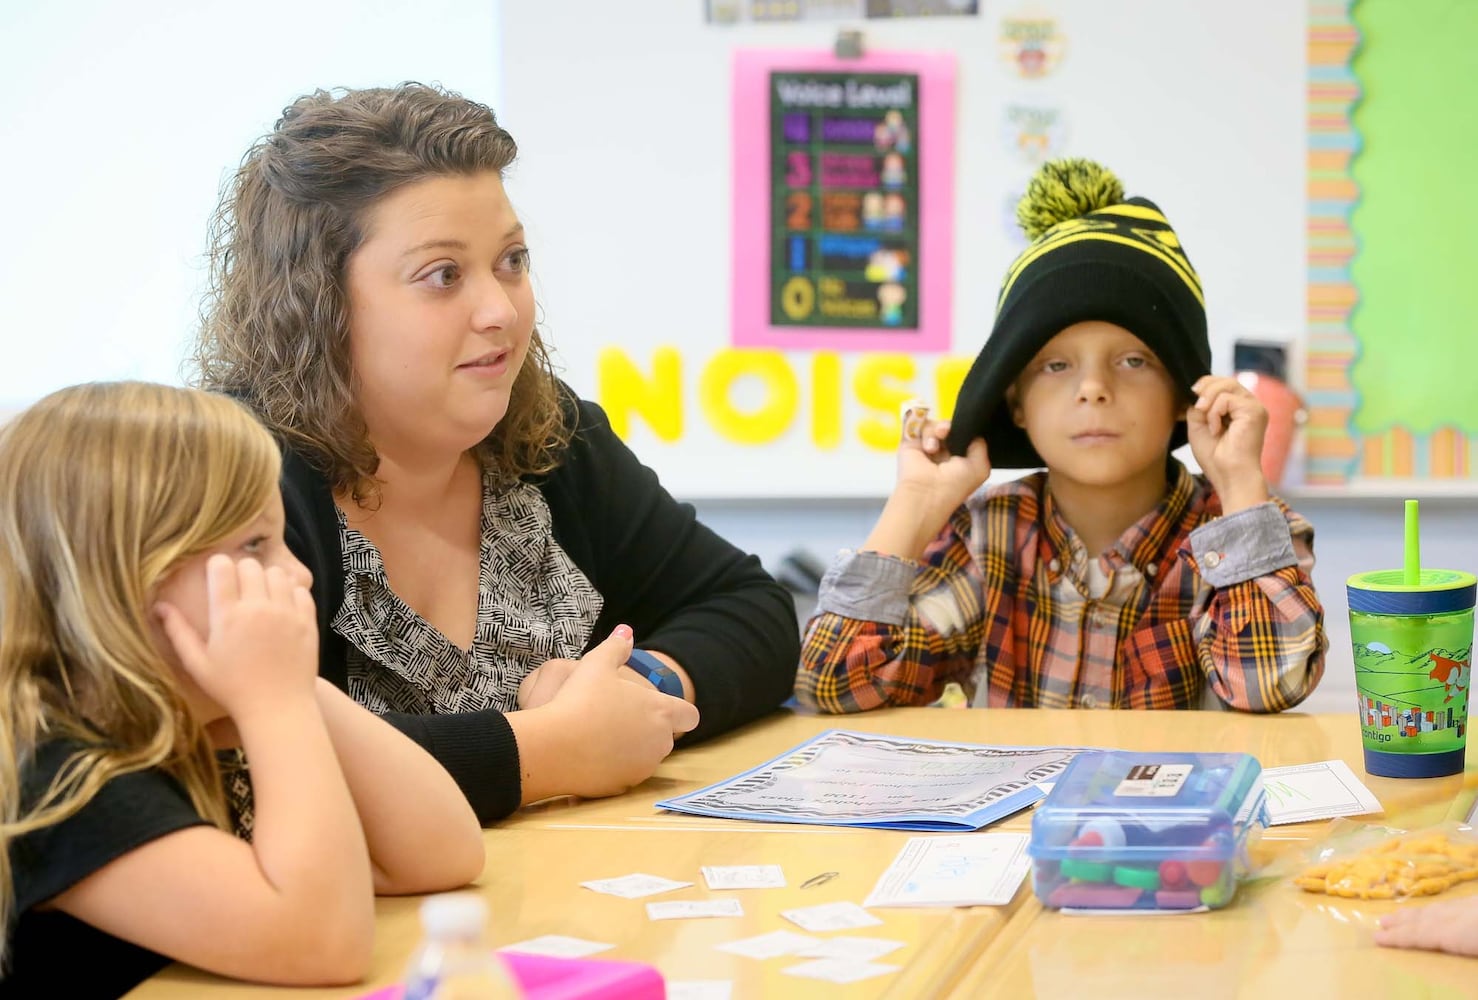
[129,709,1478,999]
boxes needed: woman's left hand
[518,657,651,710]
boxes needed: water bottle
[403,893,521,999]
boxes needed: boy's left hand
[1186,375,1271,514]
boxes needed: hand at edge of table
[1373,895,1478,957]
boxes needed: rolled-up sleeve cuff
[1189,502,1298,587]
[814,549,917,625]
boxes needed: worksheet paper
[657,730,1085,831]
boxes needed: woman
[193,83,798,823]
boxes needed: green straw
[1404,499,1421,586]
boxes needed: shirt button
[1080,694,1098,709]
[1049,559,1061,573]
[1204,551,1222,568]
[1145,563,1158,577]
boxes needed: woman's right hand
[156,554,319,720]
[539,625,700,799]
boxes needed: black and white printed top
[273,388,801,822]
[335,469,603,717]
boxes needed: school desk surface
[128,709,1478,1000]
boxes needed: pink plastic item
[357,951,664,1000]
[1154,890,1204,909]
[1045,883,1144,908]
[1236,371,1304,488]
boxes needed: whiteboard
[0,0,502,414]
[500,1,1306,498]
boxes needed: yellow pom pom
[1016,158,1125,240]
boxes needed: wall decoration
[732,49,957,352]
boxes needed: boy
[795,158,1326,713]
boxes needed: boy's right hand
[541,625,700,799]
[156,554,319,720]
[895,416,993,509]
[863,412,991,560]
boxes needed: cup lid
[1347,569,1478,593]
[1348,569,1477,615]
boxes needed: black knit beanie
[945,159,1211,467]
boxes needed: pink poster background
[730,49,957,352]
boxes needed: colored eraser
[1200,881,1235,908]
[1158,859,1188,888]
[1186,860,1223,887]
[1059,858,1115,882]
[1113,866,1161,891]
[1155,889,1204,909]
[1080,817,1127,848]
[1047,883,1145,908]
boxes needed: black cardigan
[279,394,799,822]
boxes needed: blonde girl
[0,382,485,998]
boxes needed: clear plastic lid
[419,893,489,939]
[1029,751,1264,861]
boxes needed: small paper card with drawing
[1261,760,1382,826]
[701,865,786,889]
[864,833,1031,908]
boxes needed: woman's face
[344,170,536,457]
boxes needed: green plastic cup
[1348,568,1476,778]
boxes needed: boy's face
[1008,321,1183,487]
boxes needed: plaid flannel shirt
[796,463,1326,713]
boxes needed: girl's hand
[1186,375,1271,514]
[1374,895,1478,957]
[156,555,318,720]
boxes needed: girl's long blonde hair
[0,382,281,963]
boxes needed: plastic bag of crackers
[1292,822,1478,901]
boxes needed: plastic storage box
[1028,751,1266,911]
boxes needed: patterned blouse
[337,468,603,715]
[219,468,603,836]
